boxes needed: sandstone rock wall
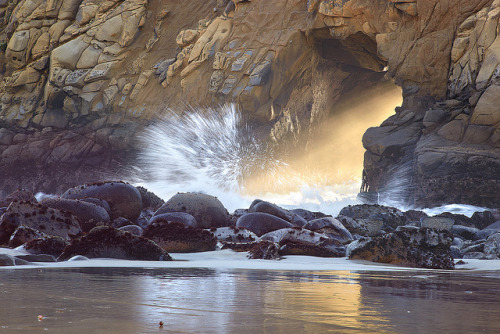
[0,0,498,207]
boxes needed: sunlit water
[1,267,500,333]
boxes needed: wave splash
[132,104,286,210]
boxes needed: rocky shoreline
[1,180,499,270]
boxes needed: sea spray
[132,104,285,211]
[131,104,366,214]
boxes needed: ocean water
[1,264,500,333]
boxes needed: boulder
[304,217,353,243]
[112,217,132,228]
[118,225,143,236]
[279,241,345,257]
[289,208,329,221]
[24,236,70,258]
[484,233,500,257]
[150,212,198,228]
[15,254,57,262]
[143,220,217,253]
[0,189,36,207]
[420,217,455,231]
[0,201,82,242]
[80,198,111,213]
[0,254,31,266]
[248,200,307,226]
[136,209,154,229]
[336,215,370,237]
[40,197,110,225]
[451,225,480,240]
[8,226,45,248]
[339,204,406,231]
[156,193,232,228]
[236,212,293,236]
[247,240,280,260]
[59,226,171,261]
[208,226,257,243]
[348,228,455,269]
[471,211,498,230]
[62,181,142,222]
[260,227,345,257]
[136,186,165,211]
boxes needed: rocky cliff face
[0,0,498,207]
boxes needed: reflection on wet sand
[0,268,499,333]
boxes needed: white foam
[2,248,499,272]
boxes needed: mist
[243,81,403,197]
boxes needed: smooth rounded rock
[62,181,142,222]
[236,212,293,236]
[41,197,110,225]
[420,217,455,231]
[209,226,257,243]
[9,226,45,248]
[118,224,143,236]
[0,201,82,241]
[80,198,111,213]
[290,208,329,221]
[24,236,70,257]
[484,233,500,257]
[304,217,353,243]
[156,193,231,229]
[59,226,171,261]
[143,220,216,253]
[112,217,132,228]
[0,189,36,207]
[150,212,197,228]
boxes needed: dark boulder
[289,208,329,221]
[136,186,165,211]
[143,220,217,253]
[279,241,345,257]
[471,211,498,230]
[451,225,480,240]
[150,212,198,228]
[8,226,45,248]
[0,189,36,207]
[24,236,70,258]
[247,240,280,260]
[304,217,353,243]
[435,212,472,227]
[41,197,110,225]
[249,201,306,226]
[484,233,500,258]
[348,228,455,269]
[0,201,82,242]
[136,209,154,229]
[80,198,111,213]
[236,212,293,236]
[0,254,31,266]
[111,217,133,228]
[403,210,428,224]
[62,181,142,222]
[118,225,143,236]
[420,216,455,231]
[475,221,500,240]
[209,226,257,243]
[339,204,406,228]
[15,254,57,262]
[336,215,370,237]
[260,227,345,257]
[156,193,231,228]
[59,226,171,261]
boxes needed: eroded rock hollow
[0,0,498,207]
